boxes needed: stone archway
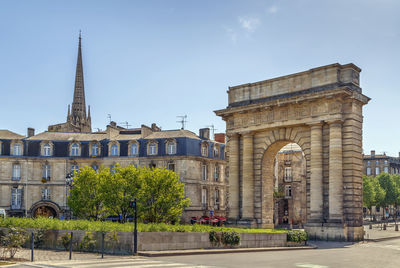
[30,201,61,218]
[216,63,370,241]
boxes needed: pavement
[363,222,400,241]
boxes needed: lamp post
[129,198,137,255]
[65,172,74,220]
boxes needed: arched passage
[30,201,61,218]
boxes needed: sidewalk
[363,222,400,241]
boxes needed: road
[13,239,400,268]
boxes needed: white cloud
[267,5,279,14]
[238,16,260,33]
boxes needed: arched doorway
[30,201,60,218]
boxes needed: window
[110,144,118,156]
[167,163,175,172]
[110,165,116,173]
[149,143,157,155]
[376,160,379,165]
[41,188,51,200]
[202,164,208,181]
[71,143,79,156]
[130,143,138,156]
[384,160,388,165]
[71,165,79,175]
[13,144,22,156]
[167,142,176,155]
[375,167,380,175]
[367,161,371,166]
[201,144,208,157]
[91,144,99,156]
[376,206,380,212]
[214,189,220,210]
[366,167,371,176]
[213,146,219,157]
[91,165,99,172]
[384,167,389,173]
[214,165,219,181]
[43,144,51,156]
[12,164,21,181]
[11,188,22,209]
[285,185,292,198]
[201,188,208,209]
[284,167,292,182]
[42,165,51,180]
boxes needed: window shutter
[17,189,22,207]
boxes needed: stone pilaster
[242,132,254,219]
[228,133,240,218]
[328,120,343,222]
[309,122,324,221]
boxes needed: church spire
[71,31,87,124]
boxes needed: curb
[138,246,316,257]
[364,236,400,242]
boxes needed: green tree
[139,168,191,223]
[378,173,397,219]
[67,166,106,220]
[101,165,144,223]
[363,176,375,218]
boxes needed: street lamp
[65,172,74,220]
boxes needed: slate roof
[0,130,24,140]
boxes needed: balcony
[11,177,21,181]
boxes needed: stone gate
[215,63,370,241]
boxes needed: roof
[0,130,25,140]
[26,131,108,141]
[146,129,201,140]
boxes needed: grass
[0,262,16,266]
[0,217,288,234]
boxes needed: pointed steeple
[67,104,71,120]
[71,31,87,124]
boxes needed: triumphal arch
[215,63,370,241]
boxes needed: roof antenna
[176,115,187,130]
[107,114,112,123]
[119,121,131,128]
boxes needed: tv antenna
[177,115,188,129]
[119,121,132,128]
[206,124,217,140]
[107,114,112,123]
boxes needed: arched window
[213,145,219,157]
[13,144,22,156]
[130,143,138,156]
[167,142,176,155]
[110,144,119,156]
[43,144,51,156]
[201,143,208,157]
[71,143,80,156]
[91,143,99,156]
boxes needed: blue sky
[0,0,399,155]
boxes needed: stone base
[305,223,364,242]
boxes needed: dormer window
[166,139,176,155]
[13,143,22,156]
[201,143,208,157]
[213,145,220,157]
[147,141,158,156]
[91,143,99,156]
[130,143,138,156]
[43,143,52,156]
[71,143,80,156]
[111,144,119,156]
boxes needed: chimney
[110,121,117,127]
[151,123,161,132]
[214,133,225,143]
[27,128,35,137]
[199,128,210,140]
[371,150,375,157]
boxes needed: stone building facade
[0,34,227,223]
[363,150,400,177]
[216,63,370,241]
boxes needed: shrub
[80,232,96,251]
[33,229,46,248]
[105,231,119,253]
[60,233,71,251]
[287,230,308,242]
[209,231,240,247]
[0,227,27,259]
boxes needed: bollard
[31,232,34,262]
[101,232,105,259]
[69,232,73,260]
[383,224,387,230]
[396,224,399,231]
[369,223,372,229]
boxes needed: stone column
[328,120,343,222]
[242,132,254,219]
[228,133,240,218]
[309,122,323,221]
